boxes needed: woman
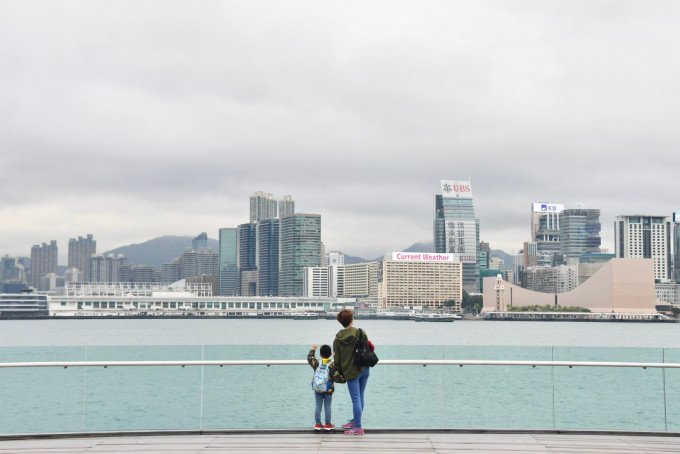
[333,309,370,435]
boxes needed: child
[308,343,345,431]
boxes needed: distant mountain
[103,236,219,268]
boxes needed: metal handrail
[0,359,679,368]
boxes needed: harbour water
[0,319,679,434]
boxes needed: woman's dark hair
[336,309,354,327]
[319,344,332,358]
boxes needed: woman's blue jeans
[314,392,332,424]
[347,367,370,428]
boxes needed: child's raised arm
[307,346,319,369]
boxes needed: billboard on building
[532,203,564,213]
[444,219,478,263]
[441,180,473,199]
[391,252,456,262]
[674,212,680,223]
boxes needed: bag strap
[355,328,364,346]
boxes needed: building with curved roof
[482,258,656,313]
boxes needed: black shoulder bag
[354,328,379,367]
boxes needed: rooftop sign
[392,252,455,263]
[674,212,680,223]
[441,180,473,199]
[532,203,564,213]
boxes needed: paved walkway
[2,432,680,453]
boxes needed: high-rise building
[279,214,322,296]
[117,265,161,282]
[257,218,279,296]
[192,232,208,250]
[30,241,58,288]
[674,212,680,282]
[615,215,671,282]
[249,191,277,222]
[434,180,480,293]
[531,203,563,254]
[89,254,127,283]
[1,255,26,284]
[560,209,601,259]
[237,222,258,295]
[161,259,180,283]
[218,228,238,296]
[325,251,345,267]
[179,248,218,279]
[68,234,96,282]
[525,265,578,294]
[279,195,295,218]
[237,222,257,271]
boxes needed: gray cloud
[1,0,679,262]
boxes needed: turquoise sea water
[0,319,679,434]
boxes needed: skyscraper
[257,218,280,296]
[674,212,680,282]
[30,241,58,288]
[237,222,258,295]
[68,234,96,282]
[559,209,601,259]
[279,195,295,218]
[89,254,127,283]
[249,191,277,222]
[279,214,322,296]
[530,203,563,254]
[218,227,238,296]
[192,232,208,250]
[433,180,480,293]
[614,215,671,282]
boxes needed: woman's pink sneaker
[341,420,355,429]
[344,427,364,435]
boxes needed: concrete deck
[2,432,680,453]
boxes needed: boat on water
[413,313,458,322]
[291,311,320,320]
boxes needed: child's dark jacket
[307,349,346,394]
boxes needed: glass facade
[434,194,480,293]
[218,228,238,296]
[559,209,601,258]
[279,214,322,297]
[257,219,279,296]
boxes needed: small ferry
[413,313,458,322]
[291,311,320,320]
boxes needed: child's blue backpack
[311,361,333,393]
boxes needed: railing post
[441,345,445,428]
[82,346,88,432]
[200,345,205,431]
[551,346,555,430]
[663,348,667,432]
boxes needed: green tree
[461,290,483,314]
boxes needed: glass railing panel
[663,348,680,432]
[553,347,665,431]
[361,345,446,428]
[201,345,446,429]
[82,345,203,432]
[202,345,309,429]
[0,346,86,434]
[443,346,553,429]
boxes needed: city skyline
[1,2,679,262]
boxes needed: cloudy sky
[1,1,679,264]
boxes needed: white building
[303,266,330,297]
[49,282,356,317]
[615,215,672,282]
